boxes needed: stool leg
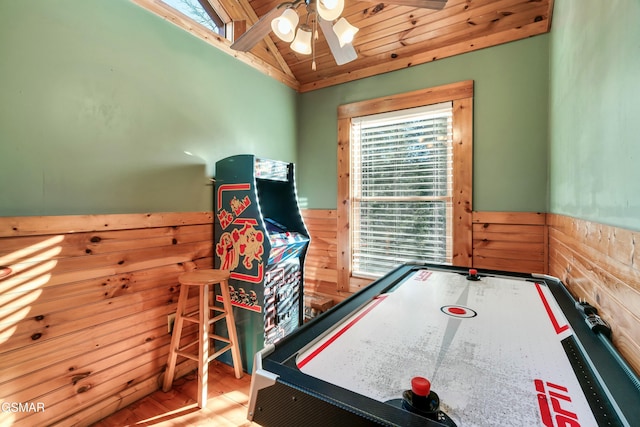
[220,279,243,378]
[163,283,189,392]
[197,284,210,408]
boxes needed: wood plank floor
[92,361,261,427]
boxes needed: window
[159,0,226,36]
[337,81,473,291]
[351,102,453,277]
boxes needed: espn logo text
[534,379,580,427]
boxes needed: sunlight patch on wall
[0,235,64,345]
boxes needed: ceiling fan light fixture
[317,0,344,21]
[271,8,299,42]
[332,17,359,47]
[291,24,313,54]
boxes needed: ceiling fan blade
[318,17,357,66]
[230,4,293,52]
[383,0,447,9]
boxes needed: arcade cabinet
[214,154,310,373]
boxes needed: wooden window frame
[337,80,474,292]
[133,0,232,39]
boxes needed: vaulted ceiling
[135,0,554,92]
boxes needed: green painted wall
[13,0,634,226]
[296,35,549,212]
[0,0,297,216]
[549,0,640,231]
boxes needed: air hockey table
[247,264,640,427]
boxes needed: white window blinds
[350,101,453,278]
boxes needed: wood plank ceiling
[136,0,554,92]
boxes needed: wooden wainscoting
[300,209,345,305]
[548,214,640,375]
[472,211,547,274]
[0,212,213,426]
[302,210,549,305]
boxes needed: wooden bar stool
[162,269,243,408]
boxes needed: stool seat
[162,268,243,408]
[178,269,230,286]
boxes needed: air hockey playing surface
[248,264,640,427]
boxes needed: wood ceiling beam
[206,0,236,22]
[217,0,297,80]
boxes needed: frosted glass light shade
[317,0,344,21]
[332,17,359,47]
[291,25,312,54]
[271,8,299,42]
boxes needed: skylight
[160,0,225,36]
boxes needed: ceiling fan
[230,0,447,70]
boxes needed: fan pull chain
[312,15,317,71]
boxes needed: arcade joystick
[466,268,480,281]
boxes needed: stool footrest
[178,339,199,352]
[182,316,199,324]
[206,344,233,363]
[208,312,227,325]
[176,350,199,361]
[210,334,231,344]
